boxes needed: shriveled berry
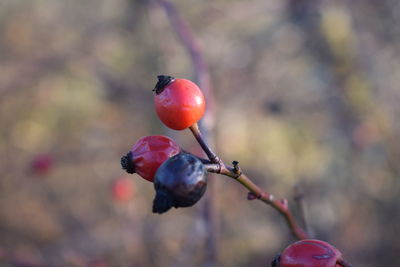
[275,239,345,267]
[152,152,207,214]
[153,75,205,130]
[120,135,180,182]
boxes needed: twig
[197,134,309,240]
[189,123,219,163]
[221,164,308,240]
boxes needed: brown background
[1,0,399,266]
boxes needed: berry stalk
[189,123,219,163]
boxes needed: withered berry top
[153,75,175,95]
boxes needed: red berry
[31,154,54,175]
[120,135,180,182]
[153,75,205,130]
[112,177,135,203]
[276,239,343,267]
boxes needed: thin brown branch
[219,163,308,240]
[199,141,309,239]
[189,123,219,163]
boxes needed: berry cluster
[121,76,208,213]
[120,75,352,266]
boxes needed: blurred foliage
[1,0,400,266]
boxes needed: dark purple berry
[152,152,207,214]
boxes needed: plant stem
[189,123,219,163]
[218,165,308,240]
[201,154,309,239]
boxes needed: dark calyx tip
[152,190,173,214]
[120,152,135,174]
[153,75,175,95]
[271,254,280,267]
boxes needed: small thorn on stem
[247,192,257,200]
[280,198,288,210]
[232,161,242,177]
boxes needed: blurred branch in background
[293,184,310,236]
[286,0,360,144]
[286,1,400,264]
[155,0,218,266]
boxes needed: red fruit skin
[112,177,134,203]
[279,239,342,267]
[129,135,180,182]
[154,78,205,130]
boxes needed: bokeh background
[1,0,400,266]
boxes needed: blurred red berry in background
[112,177,135,203]
[31,154,54,176]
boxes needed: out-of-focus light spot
[112,177,135,203]
[194,95,203,106]
[12,120,48,151]
[321,6,354,56]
